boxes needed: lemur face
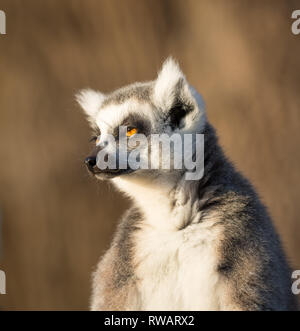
[77,58,206,180]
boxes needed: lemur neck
[114,175,199,230]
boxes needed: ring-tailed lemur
[76,58,298,311]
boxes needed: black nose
[84,156,97,172]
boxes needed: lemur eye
[89,136,97,142]
[90,136,101,144]
[126,127,138,137]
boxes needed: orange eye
[96,136,101,144]
[126,127,137,137]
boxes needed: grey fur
[102,82,152,107]
[198,124,298,310]
[91,207,143,310]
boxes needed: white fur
[114,176,223,310]
[76,89,105,121]
[134,223,222,310]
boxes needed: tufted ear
[153,58,206,131]
[76,89,105,124]
[153,57,187,111]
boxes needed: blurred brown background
[0,0,299,310]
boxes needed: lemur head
[77,58,206,186]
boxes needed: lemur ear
[153,58,206,130]
[76,89,105,123]
[153,57,186,110]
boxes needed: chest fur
[132,222,222,310]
